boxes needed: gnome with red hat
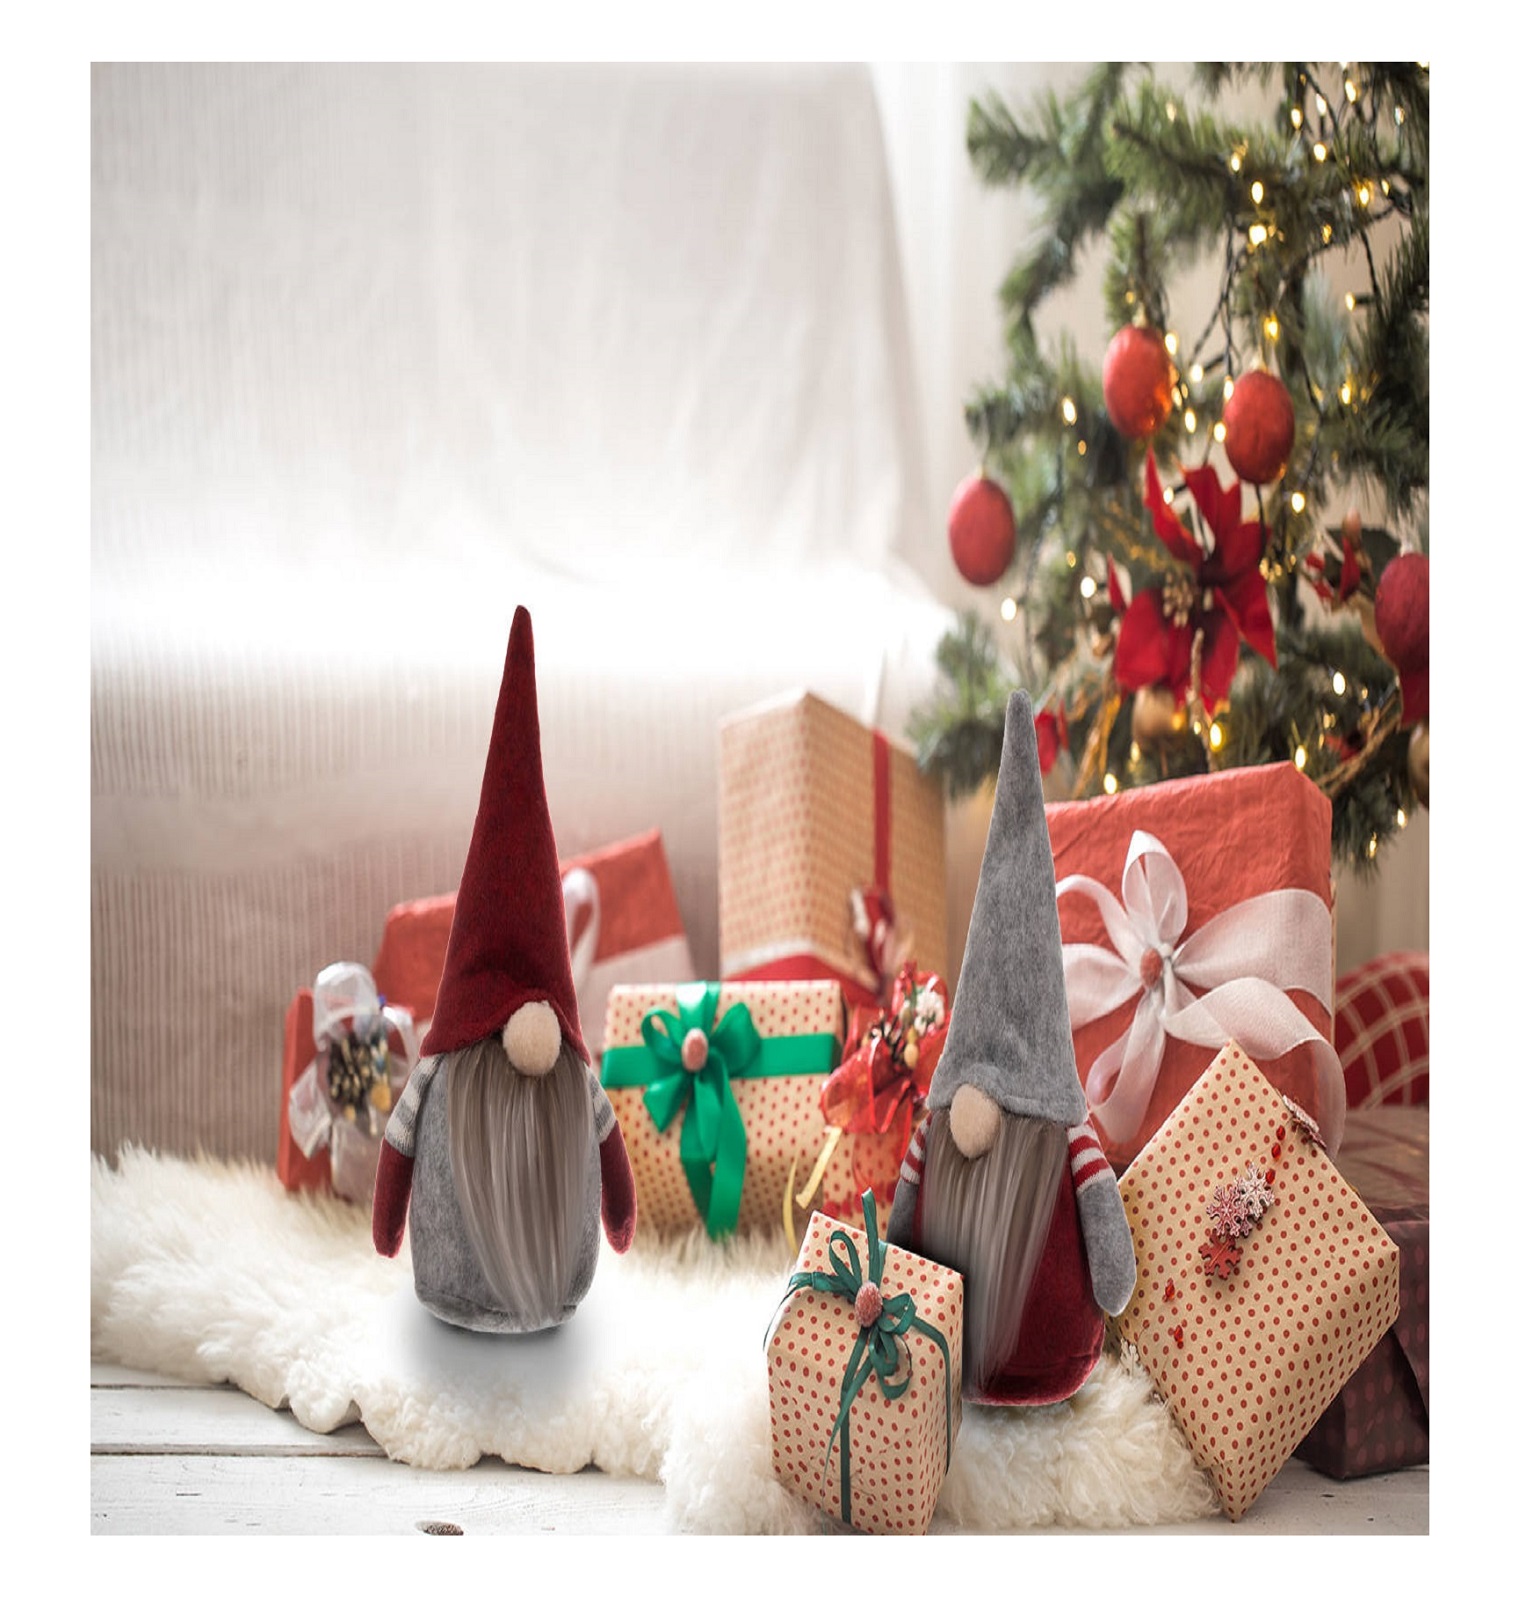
[372,607,637,1333]
[886,690,1136,1405]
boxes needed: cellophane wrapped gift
[719,690,948,1009]
[277,962,419,1202]
[1112,1043,1400,1521]
[795,965,949,1240]
[1046,761,1343,1172]
[1296,1104,1429,1478]
[368,828,695,1057]
[599,979,848,1239]
[767,1193,963,1535]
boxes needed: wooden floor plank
[93,1385,384,1458]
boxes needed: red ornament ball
[1223,369,1295,485]
[1373,552,1430,726]
[947,471,1016,586]
[1102,324,1176,440]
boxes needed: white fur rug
[91,1146,1218,1533]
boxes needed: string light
[1315,93,1329,116]
[1000,596,1017,622]
[1344,77,1358,103]
[1356,181,1373,207]
[1396,808,1408,830]
[1223,376,1235,401]
[1250,180,1264,204]
[1164,331,1179,356]
[1229,151,1243,173]
[1166,101,1177,122]
[1294,745,1308,770]
[1394,106,1406,126]
[1248,223,1269,247]
[1313,142,1328,162]
[1208,721,1224,752]
[1130,741,1142,763]
[1264,315,1280,341]
[1189,362,1204,384]
[1321,223,1333,243]
[1079,575,1097,599]
[1103,772,1119,795]
[1212,421,1227,443]
[1184,408,1197,433]
[1061,396,1077,425]
[1366,834,1379,860]
[1290,107,1303,129]
[1162,486,1175,505]
[1340,379,1353,405]
[1290,491,1306,513]
[1077,439,1086,456]
[1345,292,1357,311]
[1332,670,1347,695]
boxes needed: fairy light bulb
[1345,292,1357,311]
[1065,550,1077,569]
[1340,379,1353,405]
[1103,772,1119,795]
[1290,107,1303,130]
[1345,77,1358,103]
[1332,670,1347,695]
[1366,834,1379,860]
[1321,223,1333,243]
[1313,142,1328,162]
[1162,486,1175,505]
[1294,745,1308,770]
[1251,179,1264,204]
[1164,331,1179,356]
[1396,808,1408,830]
[1076,439,1087,456]
[1166,101,1177,122]
[999,596,1017,622]
[1130,741,1142,763]
[1189,362,1204,384]
[1184,408,1197,433]
[1394,105,1406,126]
[1208,721,1224,752]
[1315,93,1328,116]
[1229,151,1242,173]
[1079,574,1097,600]
[1223,376,1235,401]
[1264,315,1280,341]
[1212,421,1227,443]
[1248,223,1268,247]
[1061,396,1077,425]
[1290,491,1306,513]
[1356,181,1373,207]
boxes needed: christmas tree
[913,63,1428,875]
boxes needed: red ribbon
[854,731,901,1003]
[820,964,948,1202]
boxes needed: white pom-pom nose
[949,1084,1001,1159]
[502,1001,562,1077]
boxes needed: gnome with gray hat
[886,690,1136,1404]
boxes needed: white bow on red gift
[1056,829,1346,1153]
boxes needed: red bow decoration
[1114,453,1277,712]
[820,964,949,1203]
[851,885,912,1006]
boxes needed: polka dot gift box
[1112,1042,1400,1521]
[600,980,850,1239]
[767,1193,963,1535]
[719,690,948,1010]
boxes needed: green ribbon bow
[601,982,839,1240]
[781,1190,954,1526]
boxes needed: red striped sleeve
[899,1118,929,1187]
[1068,1121,1111,1195]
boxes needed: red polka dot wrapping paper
[1112,1043,1400,1521]
[718,691,948,1004]
[767,1208,964,1535]
[1045,762,1336,1173]
[1296,1106,1429,1478]
[602,981,852,1237]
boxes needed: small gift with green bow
[600,979,847,1239]
[766,1190,963,1535]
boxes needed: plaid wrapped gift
[1113,1042,1400,1520]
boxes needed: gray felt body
[405,1063,602,1334]
[927,689,1086,1127]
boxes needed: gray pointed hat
[926,689,1085,1126]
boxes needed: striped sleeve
[1067,1120,1113,1197]
[899,1117,929,1190]
[588,1069,615,1141]
[383,1054,443,1158]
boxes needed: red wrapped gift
[719,690,948,1009]
[1296,1105,1429,1478]
[1045,761,1343,1172]
[368,828,694,1058]
[279,829,694,1193]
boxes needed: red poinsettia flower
[1034,701,1068,775]
[1114,454,1277,710]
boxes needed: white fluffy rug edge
[90,1146,1218,1533]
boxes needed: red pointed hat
[420,607,587,1063]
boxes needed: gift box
[719,690,948,1009]
[600,979,848,1239]
[1113,1042,1400,1521]
[767,1193,963,1535]
[1046,760,1343,1172]
[1296,1105,1429,1478]
[276,963,419,1203]
[367,828,695,1058]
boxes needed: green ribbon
[779,1190,954,1526]
[600,982,839,1240]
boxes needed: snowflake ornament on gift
[1201,1161,1277,1280]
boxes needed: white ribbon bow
[561,867,601,1005]
[1056,829,1345,1153]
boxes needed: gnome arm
[885,1114,932,1247]
[371,1054,441,1258]
[1067,1121,1137,1316]
[590,1076,636,1252]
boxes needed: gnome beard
[445,1034,594,1331]
[918,1111,1068,1396]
